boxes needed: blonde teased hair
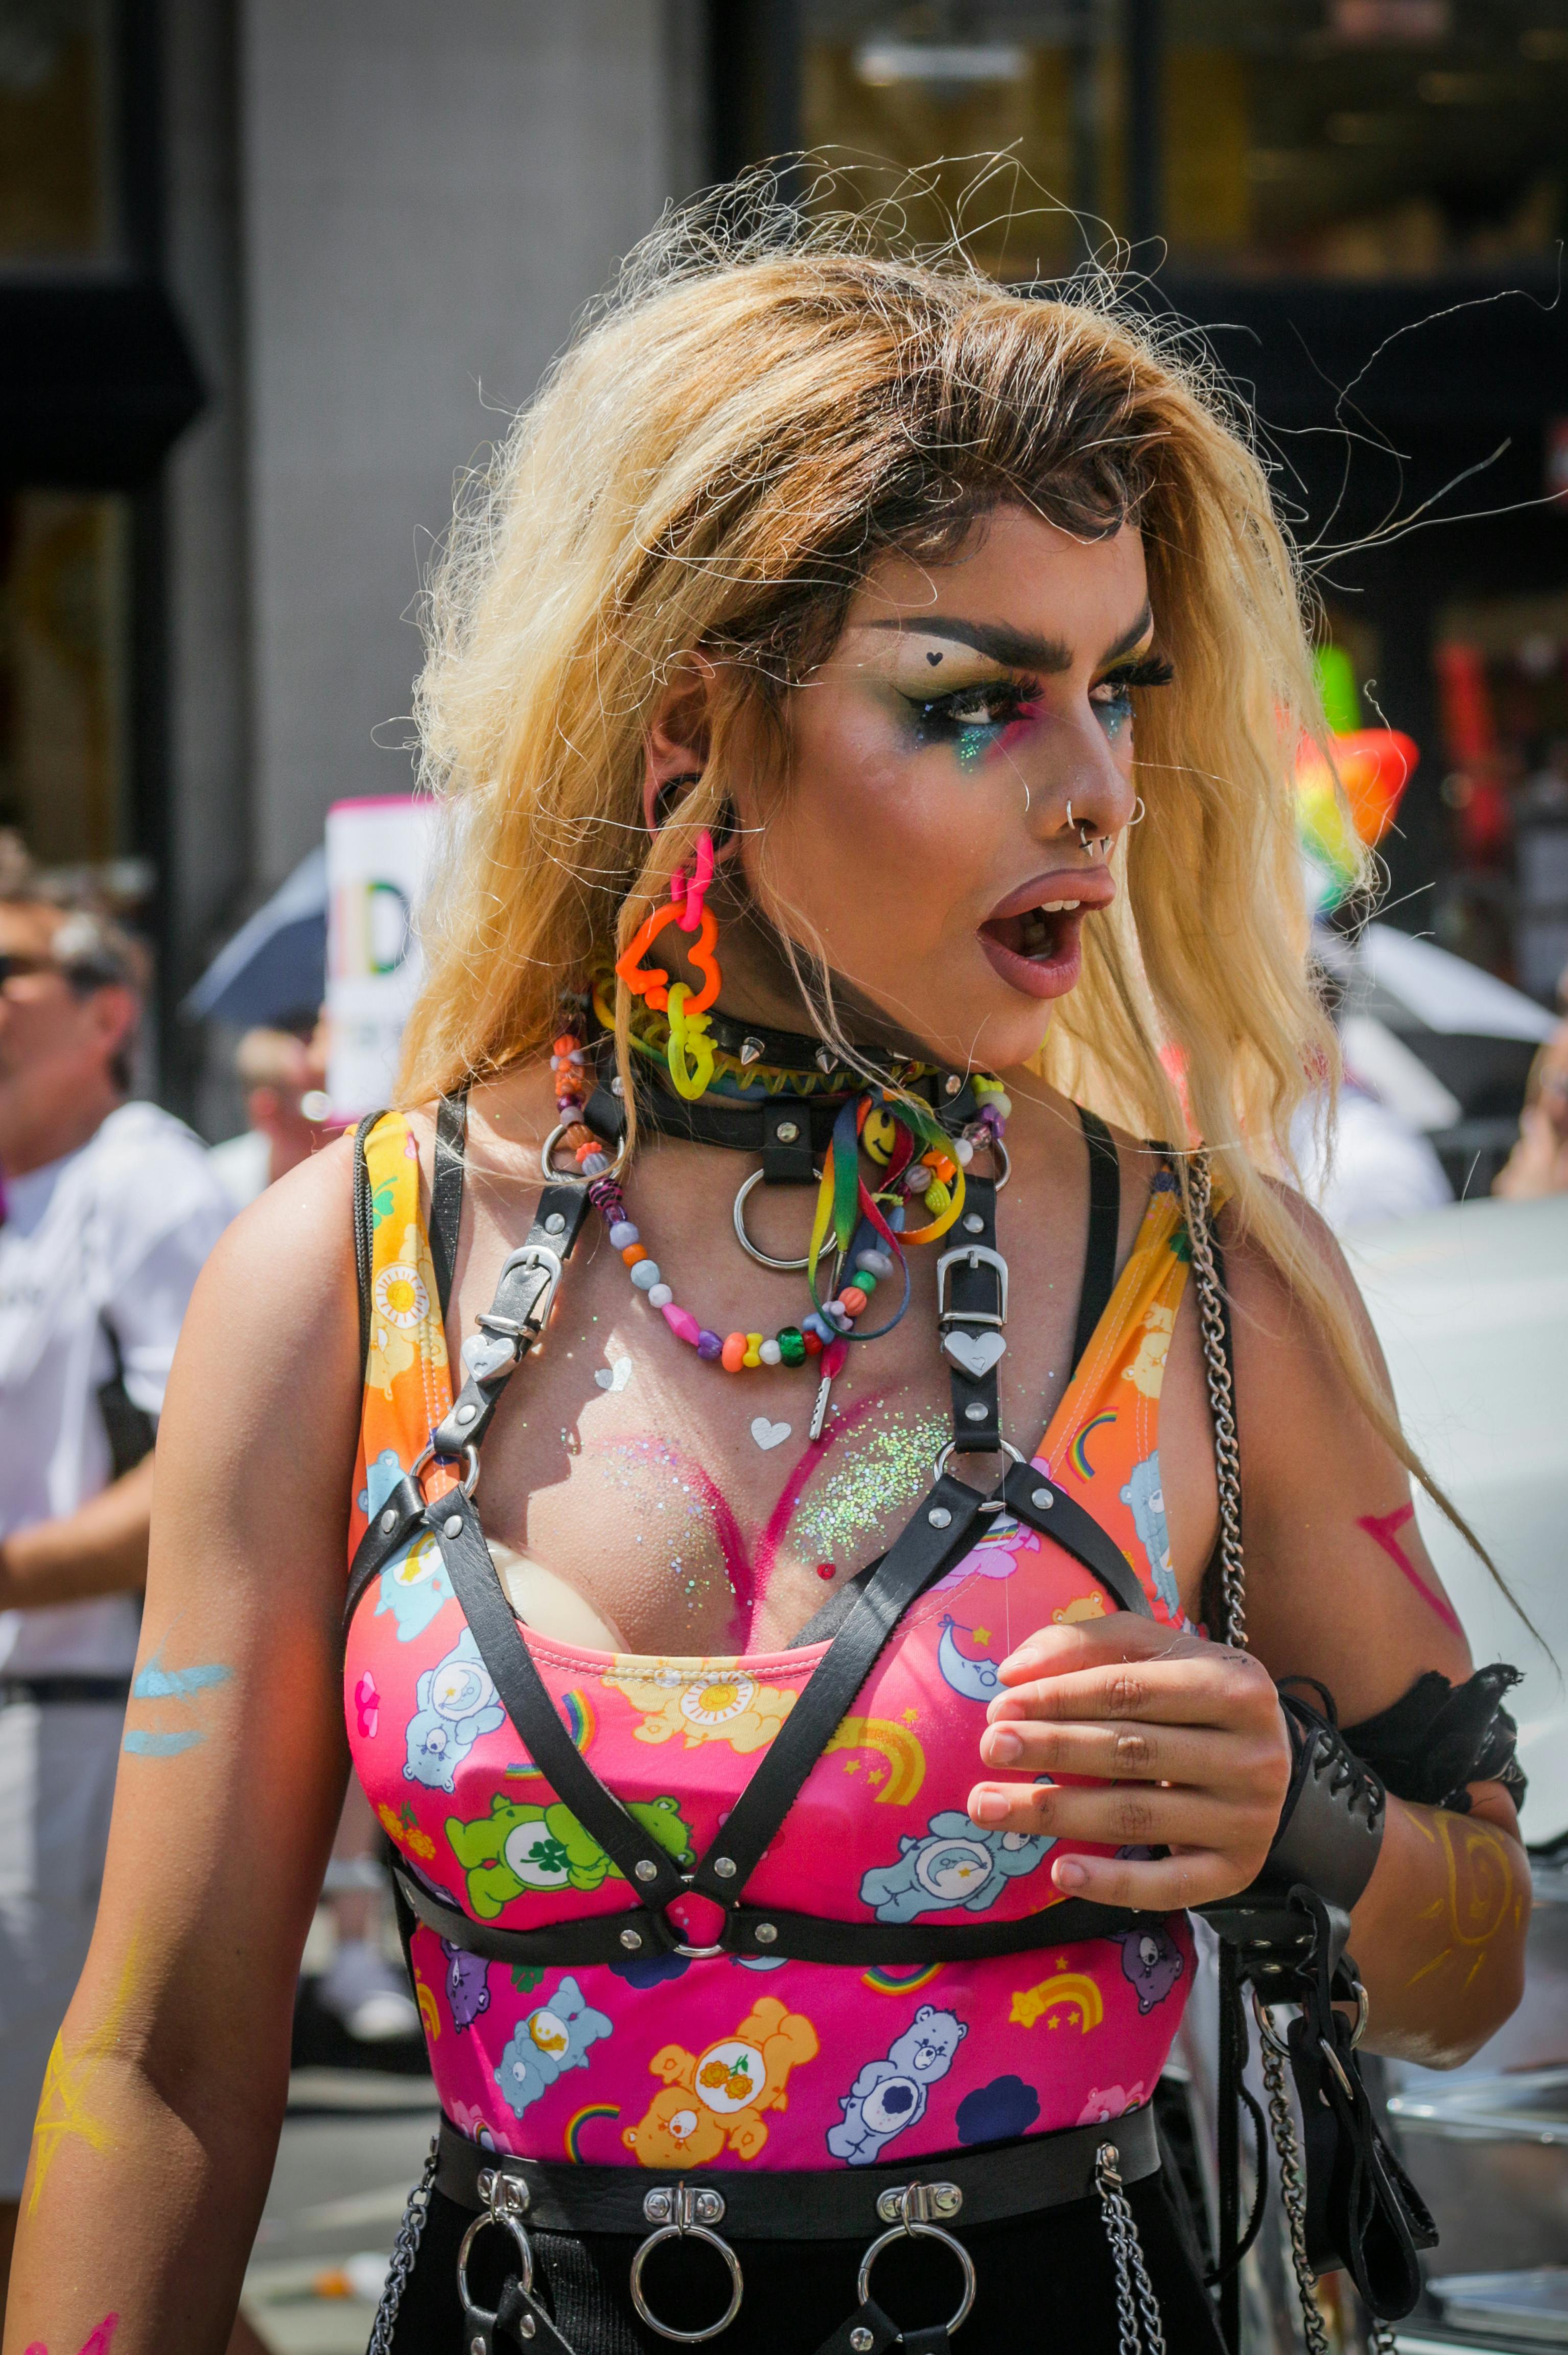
[402,183,1494,1583]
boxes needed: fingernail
[1052,1857,1087,1890]
[985,1727,1022,1765]
[970,1789,1007,1825]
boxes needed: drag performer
[6,206,1528,2355]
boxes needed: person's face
[736,507,1159,1073]
[0,903,134,1154]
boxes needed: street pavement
[241,2070,437,2353]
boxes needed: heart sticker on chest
[942,1328,1008,1379]
[750,1417,793,1451]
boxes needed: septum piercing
[1066,800,1113,858]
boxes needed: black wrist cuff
[1200,1685,1385,1969]
[1345,1663,1526,1815]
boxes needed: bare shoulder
[158,1134,362,1509]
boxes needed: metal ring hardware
[1251,1980,1370,2057]
[410,1439,481,1498]
[732,1166,821,1271]
[629,2182,744,2344]
[932,1437,1022,1484]
[855,2191,976,2338]
[457,2202,535,2324]
[541,1120,627,1184]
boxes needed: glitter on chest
[789,1406,949,1563]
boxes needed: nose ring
[1065,800,1112,858]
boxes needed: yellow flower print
[1121,1303,1175,1400]
[379,1800,436,1861]
[366,1222,447,1398]
[606,1659,798,1754]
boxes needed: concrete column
[240,0,701,884]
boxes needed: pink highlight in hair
[1357,1503,1465,1640]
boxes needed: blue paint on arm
[131,1660,232,1700]
[124,1727,205,1757]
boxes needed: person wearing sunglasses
[0,882,233,2325]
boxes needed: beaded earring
[615,828,720,1102]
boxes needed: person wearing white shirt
[0,891,231,2316]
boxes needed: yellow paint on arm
[28,1936,139,2213]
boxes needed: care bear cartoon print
[494,1976,614,2119]
[441,1939,492,2033]
[622,1997,821,2169]
[827,2007,968,2164]
[859,1810,1055,1924]
[446,1792,694,1919]
[404,1628,505,1792]
[1119,1452,1180,1619]
[607,1660,796,1753]
[344,1111,1210,2169]
[1110,1924,1185,2014]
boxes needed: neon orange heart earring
[616,827,722,1100]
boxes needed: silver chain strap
[1258,2032,1330,2355]
[1184,1153,1248,1652]
[366,2133,438,2355]
[1096,2143,1170,2355]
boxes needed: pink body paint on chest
[1357,1503,1465,1639]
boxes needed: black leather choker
[580,1060,980,1187]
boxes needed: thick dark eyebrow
[862,603,1154,675]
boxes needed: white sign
[325,796,438,1118]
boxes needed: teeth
[1039,899,1080,913]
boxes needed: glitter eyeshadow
[789,1406,949,1564]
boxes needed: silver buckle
[630,2181,743,2344]
[495,1241,566,1343]
[935,1242,1009,1328]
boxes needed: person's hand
[966,1615,1292,1911]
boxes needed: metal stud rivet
[964,1402,988,1423]
[775,1120,800,1144]
[456,1401,477,1424]
[477,2168,495,2200]
[755,1922,778,1945]
[443,1513,464,1537]
[944,1073,963,1096]
[472,2337,486,2355]
[815,1047,835,1073]
[852,2333,875,2352]
[545,1211,566,1234]
[611,1074,625,1097]
[634,1858,658,1883]
[963,1212,984,1234]
[518,2316,535,2339]
[741,1035,765,1065]
[1032,1487,1054,1511]
[713,1856,737,1879]
[379,1507,397,1533]
[619,1927,643,1950]
[928,1507,952,1529]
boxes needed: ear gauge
[649,770,706,833]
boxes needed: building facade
[3,0,1566,1123]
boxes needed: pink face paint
[1358,1504,1465,1640]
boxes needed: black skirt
[383,2168,1225,2355]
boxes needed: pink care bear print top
[344,1111,1200,2174]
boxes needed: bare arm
[2,1141,363,2355]
[971,1193,1529,2068]
[0,1454,155,1611]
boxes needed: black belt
[435,2104,1160,2239]
[0,1674,132,1707]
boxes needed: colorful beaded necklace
[548,1015,1012,1384]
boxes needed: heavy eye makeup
[893,650,1174,766]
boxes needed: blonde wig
[403,186,1492,1576]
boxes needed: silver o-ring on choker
[732,1165,820,1271]
[630,2183,744,2343]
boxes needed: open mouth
[978,876,1110,1001]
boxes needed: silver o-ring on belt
[629,2181,744,2344]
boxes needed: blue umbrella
[183,847,327,1027]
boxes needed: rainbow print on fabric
[1070,1412,1117,1480]
[506,1690,597,1776]
[565,2103,622,2162]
